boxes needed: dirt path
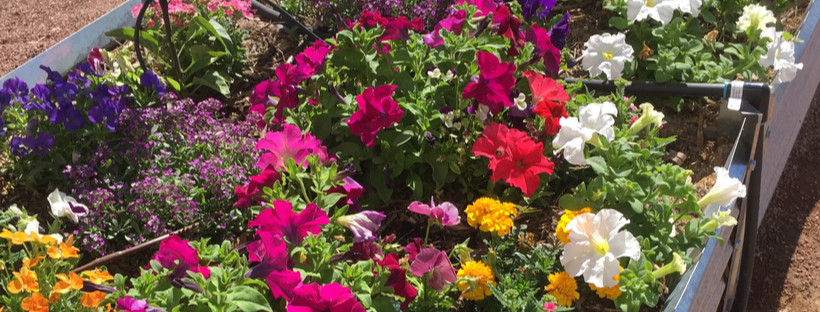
[750,84,820,311]
[0,0,127,77]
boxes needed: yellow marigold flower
[555,208,593,244]
[82,268,114,284]
[1,228,33,245]
[22,254,44,269]
[21,293,49,312]
[545,271,580,307]
[456,261,496,300]
[464,197,518,236]
[590,266,624,300]
[81,291,107,308]
[8,267,40,294]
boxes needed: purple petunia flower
[518,0,556,21]
[22,132,54,158]
[140,70,166,95]
[548,13,571,50]
[3,77,30,104]
[336,210,386,243]
[10,136,29,157]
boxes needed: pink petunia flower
[234,169,280,209]
[294,40,331,81]
[248,200,329,244]
[409,248,457,291]
[492,6,524,57]
[423,10,467,48]
[524,24,562,76]
[256,124,329,171]
[408,197,461,226]
[378,17,423,42]
[403,237,424,262]
[346,85,403,148]
[152,235,211,280]
[462,51,517,114]
[327,177,365,209]
[246,231,303,301]
[456,0,498,17]
[288,283,366,312]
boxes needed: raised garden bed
[0,0,815,311]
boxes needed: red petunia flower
[347,85,403,148]
[491,129,554,197]
[346,10,388,30]
[377,253,418,310]
[524,24,562,76]
[470,122,510,170]
[379,17,423,42]
[462,51,517,113]
[523,71,569,135]
[492,6,523,57]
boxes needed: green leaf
[609,17,631,30]
[191,71,231,96]
[105,28,161,57]
[586,156,607,175]
[165,77,181,92]
[371,297,399,312]
[226,286,273,312]
[394,130,413,147]
[700,9,716,24]
[192,17,235,54]
[312,114,333,141]
[407,172,423,200]
[369,166,393,203]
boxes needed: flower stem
[423,219,432,247]
[296,176,311,204]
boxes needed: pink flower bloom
[116,296,149,312]
[462,51,516,113]
[629,103,638,110]
[207,2,219,11]
[524,24,561,76]
[456,0,498,17]
[493,6,523,57]
[336,211,386,243]
[234,169,280,209]
[409,248,457,291]
[87,47,105,75]
[248,104,267,129]
[630,115,639,124]
[408,197,461,226]
[249,64,300,121]
[246,231,302,301]
[131,4,143,18]
[544,302,557,311]
[403,238,424,262]
[377,253,418,310]
[346,85,403,148]
[423,10,467,48]
[256,124,329,171]
[378,17,423,42]
[152,235,210,279]
[328,177,365,208]
[248,200,329,244]
[288,283,366,312]
[294,40,331,81]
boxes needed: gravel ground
[0,0,127,76]
[750,83,820,311]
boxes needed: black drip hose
[250,0,328,42]
[133,0,183,78]
[134,0,151,73]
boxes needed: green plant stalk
[423,218,432,247]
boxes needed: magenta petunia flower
[377,254,418,310]
[288,283,366,312]
[327,177,365,208]
[151,235,211,280]
[234,169,280,209]
[423,10,467,48]
[294,40,331,81]
[248,200,329,244]
[245,231,303,301]
[462,51,517,114]
[493,5,524,57]
[408,248,457,291]
[404,238,425,262]
[408,197,461,226]
[456,0,498,17]
[378,16,423,42]
[248,64,300,121]
[525,24,562,76]
[336,211,386,243]
[346,85,403,148]
[256,124,329,171]
[116,296,149,312]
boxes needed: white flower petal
[48,188,68,217]
[24,219,40,236]
[561,241,598,277]
[608,231,641,260]
[593,209,629,236]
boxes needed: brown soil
[749,84,820,311]
[0,0,128,77]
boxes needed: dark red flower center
[516,160,525,168]
[495,147,505,157]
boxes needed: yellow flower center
[603,52,614,61]
[593,237,610,255]
[645,0,656,7]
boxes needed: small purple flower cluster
[62,95,260,254]
[303,0,454,29]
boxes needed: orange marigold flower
[21,292,49,312]
[1,228,33,245]
[555,208,593,244]
[589,266,623,299]
[81,291,107,308]
[22,254,45,269]
[82,268,114,284]
[8,267,40,294]
[464,197,518,236]
[545,271,580,307]
[456,261,496,300]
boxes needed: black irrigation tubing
[133,0,185,78]
[249,0,329,42]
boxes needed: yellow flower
[545,271,580,307]
[82,268,114,284]
[8,267,40,294]
[589,266,624,300]
[0,228,33,245]
[555,208,592,244]
[81,291,107,308]
[33,233,59,246]
[51,272,85,302]
[456,261,496,300]
[464,197,518,236]
[21,293,49,312]
[22,254,44,269]
[49,235,80,259]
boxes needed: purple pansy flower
[67,70,90,88]
[22,132,54,158]
[140,70,166,95]
[54,81,79,107]
[518,0,556,21]
[40,65,65,85]
[3,77,30,104]
[0,117,5,136]
[64,106,86,132]
[548,13,571,50]
[10,137,29,157]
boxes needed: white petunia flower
[627,0,678,25]
[514,94,527,110]
[629,103,665,133]
[737,4,776,33]
[697,167,747,207]
[561,209,641,288]
[23,219,64,243]
[582,33,634,80]
[48,188,89,223]
[759,30,803,83]
[552,102,618,165]
[677,0,701,17]
[428,68,442,79]
[701,210,739,231]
